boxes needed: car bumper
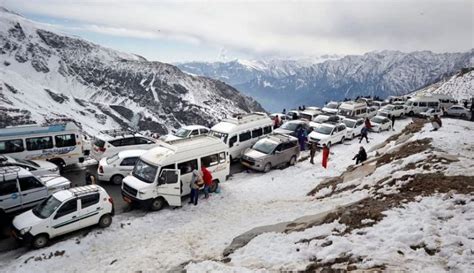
[121,190,151,208]
[11,226,34,243]
[97,173,112,181]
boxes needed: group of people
[189,164,213,206]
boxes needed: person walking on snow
[321,143,330,169]
[273,114,281,129]
[359,126,370,143]
[201,164,213,199]
[391,115,396,131]
[309,141,318,164]
[353,146,367,164]
[189,169,203,205]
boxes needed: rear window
[80,193,100,208]
[94,139,105,148]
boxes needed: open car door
[157,169,182,207]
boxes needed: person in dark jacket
[359,126,369,143]
[391,115,396,131]
[292,112,298,120]
[297,127,308,151]
[353,147,367,164]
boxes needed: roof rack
[226,112,268,125]
[99,128,137,138]
[0,166,22,177]
[69,185,100,197]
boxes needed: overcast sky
[2,0,473,63]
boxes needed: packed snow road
[0,120,412,272]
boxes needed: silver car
[241,134,300,172]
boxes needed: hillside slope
[0,8,264,134]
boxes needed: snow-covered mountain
[178,51,473,112]
[411,67,474,101]
[0,7,264,135]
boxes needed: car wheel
[98,214,112,228]
[327,142,331,148]
[352,133,355,139]
[209,180,219,192]
[461,113,466,118]
[263,163,272,173]
[289,156,296,166]
[110,174,124,185]
[32,234,49,249]
[340,137,345,144]
[409,111,414,116]
[150,197,166,211]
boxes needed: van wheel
[110,175,124,185]
[340,137,345,144]
[352,133,355,139]
[48,158,65,173]
[289,156,296,166]
[210,180,219,192]
[327,142,332,148]
[98,214,112,228]
[263,163,272,173]
[409,111,414,116]
[32,234,49,249]
[150,197,166,211]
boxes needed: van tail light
[98,166,104,173]
[99,147,106,152]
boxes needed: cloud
[3,0,473,60]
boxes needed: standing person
[297,127,307,151]
[391,115,396,131]
[309,141,318,164]
[464,100,468,108]
[470,100,474,121]
[352,147,368,164]
[273,114,281,129]
[359,126,369,143]
[201,164,213,199]
[282,108,286,115]
[189,169,203,206]
[321,143,330,169]
[364,117,372,130]
[431,115,442,131]
[85,171,96,185]
[292,112,298,120]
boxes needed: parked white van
[0,122,86,169]
[209,113,273,160]
[404,96,440,116]
[121,135,229,211]
[299,109,322,121]
[338,101,368,118]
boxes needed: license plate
[123,196,132,203]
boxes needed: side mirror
[158,176,166,185]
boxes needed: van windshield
[132,159,158,184]
[32,196,62,219]
[338,108,352,116]
[209,131,228,144]
[94,138,105,148]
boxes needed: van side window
[251,128,263,138]
[178,160,197,175]
[190,130,200,136]
[80,193,99,209]
[419,102,427,107]
[428,102,438,107]
[218,152,226,163]
[26,136,53,151]
[229,135,237,148]
[55,199,77,219]
[202,154,219,167]
[0,179,18,196]
[413,102,418,106]
[55,134,76,147]
[160,164,176,175]
[0,139,24,154]
[263,126,272,134]
[239,131,251,142]
[19,177,44,191]
[120,157,139,166]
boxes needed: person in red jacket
[201,164,213,199]
[322,143,330,169]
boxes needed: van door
[157,169,181,207]
[18,176,48,210]
[0,179,22,213]
[51,199,80,236]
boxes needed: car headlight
[51,167,59,172]
[138,191,146,195]
[20,227,32,235]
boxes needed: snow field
[0,119,412,272]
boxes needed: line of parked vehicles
[0,94,471,249]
